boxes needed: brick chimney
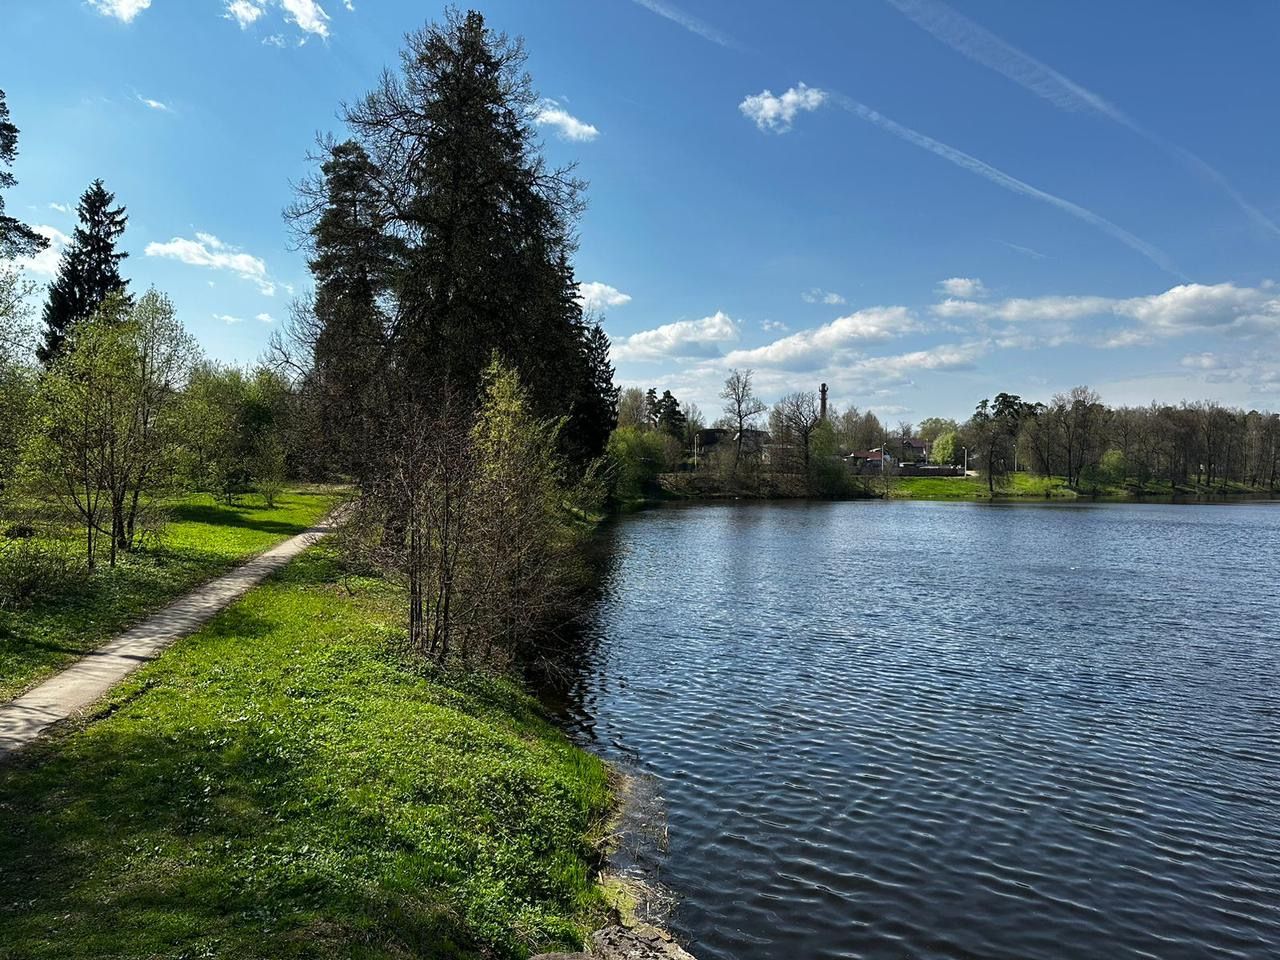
[819,383,828,421]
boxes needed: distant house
[695,428,770,461]
[900,437,931,463]
[846,448,896,473]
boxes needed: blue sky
[6,0,1280,422]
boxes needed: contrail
[828,92,1184,279]
[884,0,1280,239]
[629,0,742,50]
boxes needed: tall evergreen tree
[337,9,613,465]
[560,319,619,462]
[0,89,48,260]
[304,139,398,482]
[37,179,129,366]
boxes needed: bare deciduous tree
[720,368,766,476]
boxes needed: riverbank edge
[616,478,1279,508]
[534,770,699,960]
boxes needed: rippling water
[546,500,1280,960]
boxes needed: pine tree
[37,179,129,366]
[0,89,47,260]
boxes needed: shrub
[0,537,86,609]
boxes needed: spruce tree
[306,139,398,483]
[37,179,129,366]
[0,89,47,260]
[338,9,614,465]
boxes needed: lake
[546,500,1280,960]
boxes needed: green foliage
[25,289,198,566]
[0,489,335,699]
[0,536,85,609]
[605,426,680,501]
[916,417,958,444]
[0,266,37,500]
[0,545,610,959]
[930,430,957,465]
[181,364,293,504]
[1098,448,1128,485]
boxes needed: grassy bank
[888,473,1277,501]
[888,473,1076,500]
[0,544,611,959]
[0,488,337,699]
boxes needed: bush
[0,537,86,609]
[605,427,681,500]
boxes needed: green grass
[888,473,1080,500]
[0,546,611,959]
[0,489,338,699]
[889,472,1277,501]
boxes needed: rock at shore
[532,923,697,960]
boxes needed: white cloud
[578,281,631,311]
[611,311,740,362]
[16,225,71,277]
[934,281,1280,346]
[280,0,329,38]
[136,94,172,113]
[740,83,827,134]
[146,232,275,295]
[225,0,330,39]
[761,319,789,332]
[215,314,244,325]
[721,306,920,371]
[802,288,846,305]
[852,341,988,376]
[48,202,72,215]
[224,0,265,28]
[88,0,151,22]
[535,101,599,142]
[937,277,987,299]
[1181,353,1223,370]
[256,312,275,324]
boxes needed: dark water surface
[547,500,1280,960]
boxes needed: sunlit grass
[889,472,1274,501]
[0,546,610,959]
[0,488,338,699]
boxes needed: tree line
[955,387,1280,494]
[604,364,1279,500]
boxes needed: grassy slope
[0,546,611,960]
[888,473,1275,501]
[0,489,337,700]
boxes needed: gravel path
[0,517,337,758]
